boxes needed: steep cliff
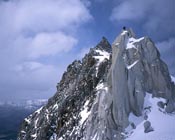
[106,28,175,139]
[18,37,112,140]
[18,29,175,140]
[82,29,175,140]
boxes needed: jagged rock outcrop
[18,29,175,140]
[18,38,112,140]
[144,121,154,133]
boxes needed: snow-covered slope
[171,76,175,83]
[125,93,175,140]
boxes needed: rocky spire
[95,36,112,52]
[18,29,175,140]
[107,28,175,137]
[85,29,175,140]
[18,37,112,140]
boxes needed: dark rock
[165,100,175,113]
[144,114,148,120]
[144,121,154,133]
[18,37,112,140]
[157,101,165,109]
[131,123,136,129]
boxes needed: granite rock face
[18,38,112,140]
[106,29,175,139]
[18,29,175,140]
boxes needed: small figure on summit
[122,26,130,36]
[123,26,126,30]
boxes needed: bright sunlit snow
[94,49,110,64]
[24,118,31,124]
[94,49,110,77]
[126,37,144,50]
[80,100,90,125]
[171,76,175,83]
[35,106,43,114]
[92,133,98,140]
[127,60,139,69]
[126,93,175,140]
[31,133,37,139]
[121,31,128,35]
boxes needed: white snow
[50,133,57,140]
[92,133,98,140]
[53,103,58,109]
[45,109,49,120]
[126,93,175,140]
[34,118,39,129]
[126,37,144,50]
[96,83,108,92]
[94,49,110,64]
[126,42,136,50]
[58,137,63,140]
[95,50,110,57]
[80,100,90,125]
[31,133,37,139]
[93,56,105,63]
[24,118,31,124]
[35,106,43,114]
[127,60,139,69]
[121,30,128,35]
[94,49,110,77]
[96,83,104,90]
[130,37,144,43]
[171,76,175,83]
[21,130,26,134]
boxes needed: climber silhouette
[123,26,126,30]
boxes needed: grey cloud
[110,0,175,41]
[0,0,92,34]
[0,0,92,101]
[110,0,175,75]
[157,38,175,75]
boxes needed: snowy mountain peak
[107,28,175,139]
[18,29,175,140]
[18,38,112,140]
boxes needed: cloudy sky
[0,0,174,101]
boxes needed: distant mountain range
[0,99,47,140]
[0,99,47,110]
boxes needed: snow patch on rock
[80,100,90,125]
[171,76,175,83]
[127,60,139,69]
[126,37,144,50]
[94,49,110,64]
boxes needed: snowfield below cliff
[126,93,175,140]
